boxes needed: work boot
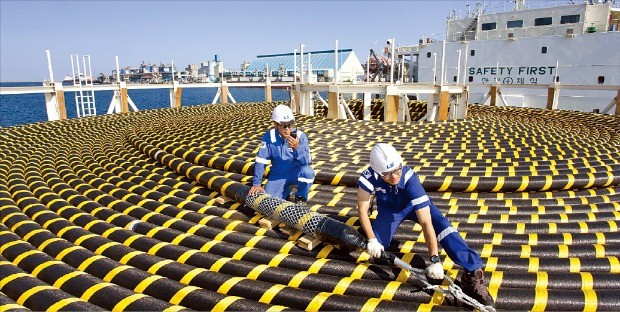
[295,196,306,206]
[459,269,495,307]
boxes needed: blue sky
[1,0,473,81]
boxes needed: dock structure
[2,46,619,122]
[2,80,619,124]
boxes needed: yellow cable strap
[113,294,148,312]
[0,304,25,311]
[148,259,174,274]
[17,285,56,305]
[287,271,309,288]
[134,275,165,293]
[31,260,63,277]
[162,305,187,312]
[170,285,202,305]
[0,272,29,289]
[53,271,87,289]
[531,287,548,311]
[76,255,106,272]
[180,268,208,285]
[212,296,241,311]
[47,297,84,311]
[583,289,598,312]
[247,264,270,280]
[488,271,503,301]
[13,250,39,266]
[55,246,82,261]
[103,265,133,282]
[306,292,332,312]
[332,277,355,295]
[217,276,245,294]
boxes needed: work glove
[426,262,444,279]
[366,238,384,258]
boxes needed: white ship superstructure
[396,0,620,113]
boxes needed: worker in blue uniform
[357,143,494,307]
[248,104,314,205]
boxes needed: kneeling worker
[248,104,315,205]
[357,143,494,307]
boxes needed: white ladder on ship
[70,54,97,118]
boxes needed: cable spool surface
[1,100,619,311]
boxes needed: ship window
[535,17,553,26]
[598,76,605,84]
[453,76,457,82]
[560,15,580,24]
[427,52,432,58]
[468,76,474,82]
[507,20,524,28]
[542,46,548,53]
[470,50,475,56]
[481,22,497,30]
[555,76,560,82]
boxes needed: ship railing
[451,0,618,20]
[451,18,613,42]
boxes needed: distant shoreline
[1,81,39,83]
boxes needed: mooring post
[546,82,560,110]
[43,82,67,121]
[327,85,339,119]
[385,86,399,122]
[265,79,272,102]
[120,82,129,112]
[438,86,450,121]
[170,80,182,108]
[490,84,498,107]
[363,92,371,120]
[220,81,228,104]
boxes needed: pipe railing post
[334,40,339,84]
[389,38,395,85]
[43,50,67,121]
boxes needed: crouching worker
[357,143,494,307]
[248,104,315,205]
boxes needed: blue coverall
[253,128,315,201]
[357,165,483,272]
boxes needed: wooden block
[214,195,232,204]
[279,224,297,236]
[297,235,322,250]
[258,217,280,230]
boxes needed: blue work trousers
[265,165,314,201]
[373,203,483,272]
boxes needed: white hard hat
[370,143,403,174]
[272,105,295,123]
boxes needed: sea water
[0,82,291,128]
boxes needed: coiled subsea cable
[1,100,619,311]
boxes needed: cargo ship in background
[389,0,620,113]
